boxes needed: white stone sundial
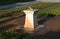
[23,6,38,33]
[23,6,49,33]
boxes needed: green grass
[0,30,50,39]
[0,17,12,24]
[0,2,60,16]
[0,30,23,39]
[0,2,60,23]
[39,3,60,15]
[0,2,42,18]
[0,30,60,39]
[0,17,11,22]
[0,2,60,24]
[0,2,60,39]
[0,2,57,17]
[0,2,42,13]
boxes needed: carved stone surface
[23,9,38,33]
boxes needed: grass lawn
[0,30,60,39]
[0,2,60,39]
[0,2,60,24]
[0,2,59,16]
[39,3,60,15]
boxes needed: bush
[0,0,35,5]
[0,30,30,39]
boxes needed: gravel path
[0,1,40,10]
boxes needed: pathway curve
[0,1,40,10]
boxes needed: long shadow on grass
[38,14,55,25]
[35,31,60,39]
[0,14,25,25]
[0,24,15,30]
[43,31,60,39]
[23,31,60,39]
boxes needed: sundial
[23,6,49,33]
[28,6,33,10]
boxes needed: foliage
[0,30,27,39]
[0,30,47,39]
[0,0,35,5]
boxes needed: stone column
[23,9,38,33]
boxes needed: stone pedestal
[23,9,38,33]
